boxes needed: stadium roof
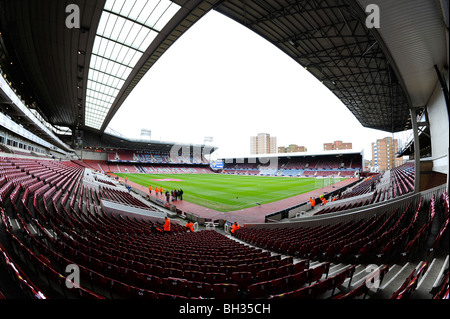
[86,130,218,154]
[219,148,363,161]
[0,0,447,143]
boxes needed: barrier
[101,199,166,220]
[224,220,233,234]
[205,221,219,230]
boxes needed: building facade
[250,133,277,155]
[278,144,307,153]
[323,140,352,151]
[371,137,404,171]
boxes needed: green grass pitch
[116,173,343,212]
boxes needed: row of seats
[390,262,429,299]
[338,174,382,200]
[4,198,343,299]
[235,192,446,265]
[3,166,357,300]
[1,155,447,300]
[314,198,371,216]
[315,163,416,217]
[99,186,155,211]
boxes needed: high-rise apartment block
[371,137,403,171]
[250,133,277,155]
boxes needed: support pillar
[410,108,421,193]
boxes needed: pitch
[116,173,345,212]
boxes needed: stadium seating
[390,262,429,299]
[234,189,447,267]
[2,169,340,300]
[0,155,448,300]
[222,154,362,177]
[313,163,417,217]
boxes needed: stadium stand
[0,0,447,307]
[313,163,416,216]
[222,153,361,178]
[0,153,447,300]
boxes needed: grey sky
[108,10,400,160]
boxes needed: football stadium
[0,0,448,312]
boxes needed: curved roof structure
[0,0,448,144]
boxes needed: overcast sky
[108,10,401,161]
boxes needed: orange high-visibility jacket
[231,223,240,233]
[164,218,171,232]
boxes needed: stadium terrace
[0,0,448,311]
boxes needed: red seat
[201,264,219,273]
[165,267,184,279]
[89,271,110,291]
[248,263,264,276]
[313,277,334,297]
[102,253,114,263]
[147,264,165,277]
[131,287,158,299]
[276,264,294,277]
[292,269,310,289]
[219,265,236,276]
[213,283,239,299]
[332,265,355,292]
[184,270,205,282]
[205,272,227,284]
[187,281,213,298]
[256,268,277,282]
[183,263,201,272]
[236,264,250,272]
[279,256,294,266]
[333,282,369,299]
[309,262,330,284]
[293,260,310,274]
[293,286,314,299]
[247,281,272,299]
[130,260,146,273]
[231,272,252,289]
[110,280,131,298]
[87,257,103,272]
[139,273,162,292]
[162,277,188,296]
[122,268,140,286]
[270,275,294,295]
[103,262,121,280]
[157,292,188,299]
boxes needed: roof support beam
[103,9,160,33]
[95,34,145,54]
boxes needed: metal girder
[215,0,412,133]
